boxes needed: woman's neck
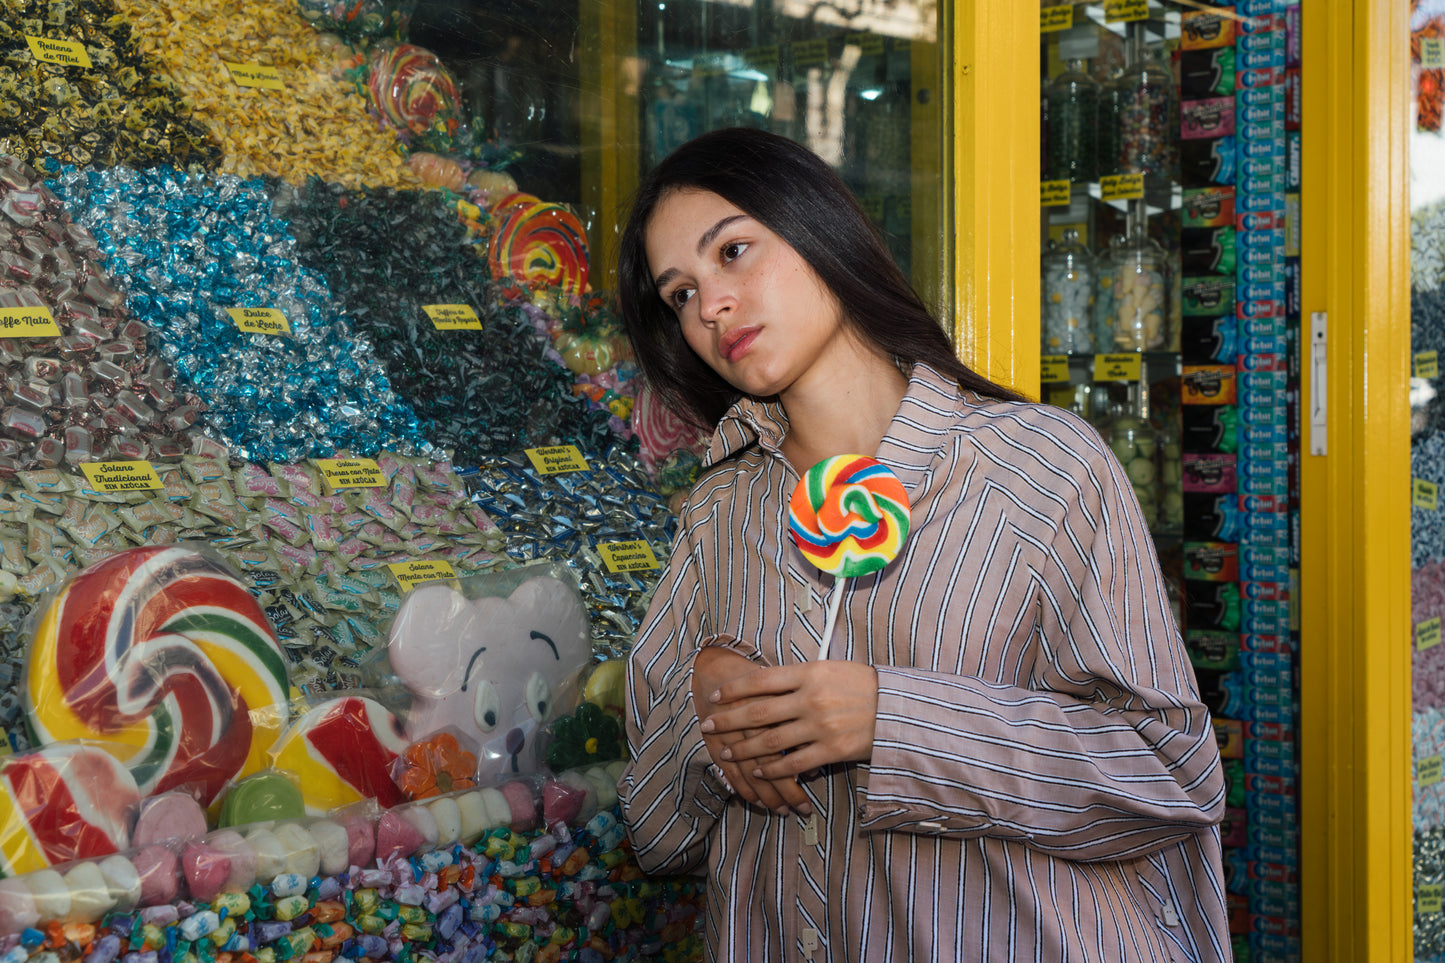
[778,351,908,471]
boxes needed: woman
[616,127,1229,962]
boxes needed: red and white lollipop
[25,546,290,806]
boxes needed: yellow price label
[422,304,483,330]
[525,445,590,475]
[1105,0,1150,23]
[1417,350,1439,379]
[25,36,91,68]
[1040,5,1075,32]
[1100,173,1146,201]
[1420,617,1443,652]
[227,307,291,336]
[0,306,61,338]
[1416,478,1440,511]
[388,559,458,591]
[315,458,387,490]
[224,61,285,90]
[792,39,829,66]
[1424,37,1445,69]
[1041,180,1072,207]
[846,33,885,56]
[599,540,661,574]
[743,46,779,69]
[1422,756,1445,788]
[1041,355,1071,383]
[1093,353,1143,382]
[1422,883,1445,915]
[80,460,163,493]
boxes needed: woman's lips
[720,326,760,362]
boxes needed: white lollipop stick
[817,581,846,661]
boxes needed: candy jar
[1092,234,1120,350]
[1105,396,1162,530]
[1041,229,1096,355]
[1112,228,1170,352]
[1159,416,1183,530]
[1116,47,1176,178]
[1044,59,1099,183]
[1096,69,1124,179]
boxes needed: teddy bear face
[387,574,591,784]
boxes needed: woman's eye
[669,287,695,309]
[721,241,748,262]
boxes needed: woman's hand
[700,660,879,780]
[692,646,813,814]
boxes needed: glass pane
[1410,2,1445,957]
[1039,5,1301,959]
[633,1,939,283]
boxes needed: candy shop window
[1040,5,1302,958]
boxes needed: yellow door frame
[949,1,1041,399]
[1298,0,1412,959]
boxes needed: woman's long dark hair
[616,127,1026,429]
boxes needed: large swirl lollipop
[488,199,591,297]
[25,546,290,806]
[787,455,910,659]
[366,43,461,141]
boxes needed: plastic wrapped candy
[296,0,416,44]
[366,42,462,150]
[385,563,591,785]
[488,196,592,299]
[268,695,410,813]
[0,743,142,879]
[23,544,290,807]
[392,730,479,801]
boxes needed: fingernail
[775,806,791,816]
[720,747,732,760]
[752,768,764,778]
[709,689,721,703]
[699,719,714,733]
[799,803,814,816]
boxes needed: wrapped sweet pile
[0,0,709,959]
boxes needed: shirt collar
[703,363,965,492]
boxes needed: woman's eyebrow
[652,214,750,291]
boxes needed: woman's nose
[697,283,733,323]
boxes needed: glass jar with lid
[1092,234,1121,351]
[1043,59,1099,183]
[1115,47,1176,179]
[1112,228,1170,352]
[1104,395,1163,530]
[1041,228,1096,355]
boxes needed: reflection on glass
[636,0,937,274]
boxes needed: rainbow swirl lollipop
[25,546,290,807]
[488,200,590,297]
[788,455,910,658]
[367,43,461,140]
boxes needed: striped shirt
[619,363,1230,962]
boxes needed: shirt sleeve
[617,518,762,876]
[859,433,1226,864]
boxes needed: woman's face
[644,188,855,402]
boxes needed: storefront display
[1039,4,1301,959]
[0,0,725,958]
